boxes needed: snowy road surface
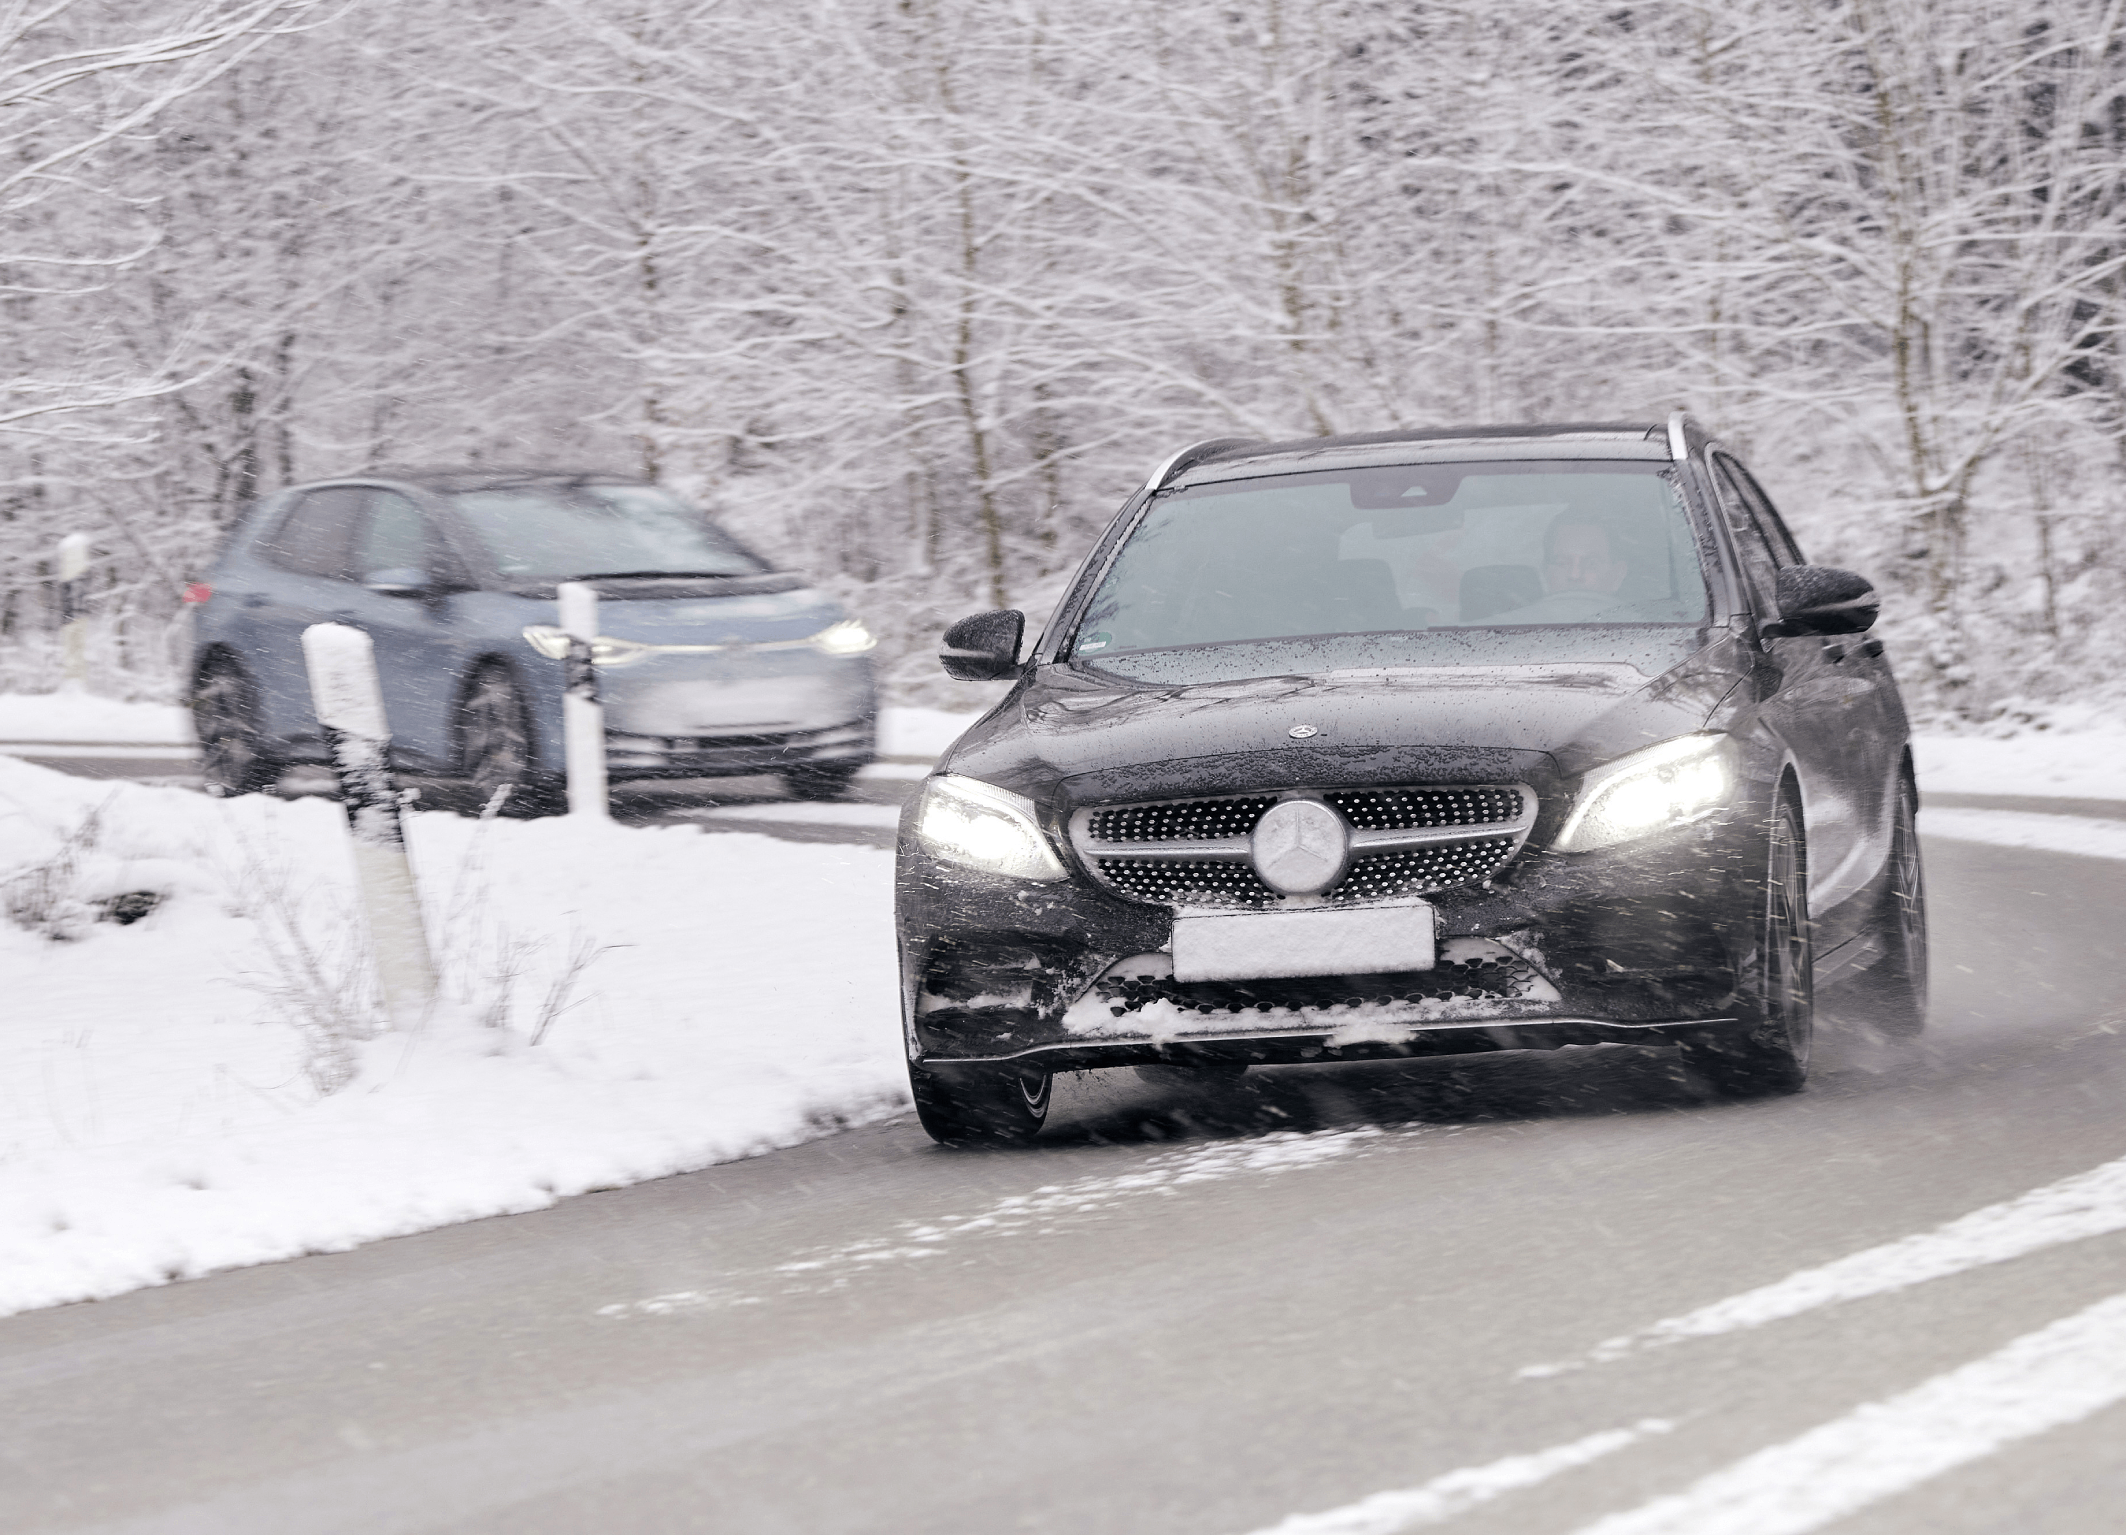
[3,831,2123,1532]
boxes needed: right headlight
[810,619,876,656]
[912,775,1067,881]
[1552,733,1738,853]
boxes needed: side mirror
[1762,565,1878,638]
[364,566,433,598]
[940,609,1025,681]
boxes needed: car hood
[944,634,1750,806]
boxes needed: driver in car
[1482,513,1633,623]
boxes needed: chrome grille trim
[1070,784,1537,909]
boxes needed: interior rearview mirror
[940,609,1025,681]
[1762,565,1878,637]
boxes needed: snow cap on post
[558,581,597,642]
[301,623,389,738]
[56,532,91,582]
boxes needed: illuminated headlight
[913,775,1067,881]
[1553,734,1737,853]
[520,627,653,666]
[811,619,876,656]
[522,625,570,659]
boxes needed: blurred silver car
[186,469,878,810]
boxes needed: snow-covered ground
[3,683,2125,1323]
[0,754,907,1319]
[0,692,192,744]
[1911,728,2126,801]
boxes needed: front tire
[1685,793,1813,1098]
[1850,773,1928,1037]
[909,1060,1052,1146]
[458,665,564,818]
[192,659,281,798]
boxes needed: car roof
[319,467,653,493]
[1170,424,1672,490]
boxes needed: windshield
[448,484,766,582]
[1071,459,1708,668]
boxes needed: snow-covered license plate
[1171,902,1436,984]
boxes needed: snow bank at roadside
[876,705,986,759]
[0,757,905,1318]
[0,692,193,744]
[1918,808,2126,860]
[1912,729,2126,801]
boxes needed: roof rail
[1143,437,1263,493]
[1665,412,1693,463]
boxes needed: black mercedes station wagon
[895,418,1927,1145]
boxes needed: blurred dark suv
[897,417,1926,1144]
[184,469,877,811]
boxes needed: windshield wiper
[567,569,753,581]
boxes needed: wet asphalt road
[1,764,2123,1531]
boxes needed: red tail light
[182,582,212,605]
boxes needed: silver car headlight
[1553,733,1738,853]
[811,619,876,656]
[912,775,1067,881]
[520,626,654,666]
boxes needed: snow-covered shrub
[221,831,383,1095]
[425,813,610,1045]
[2,803,105,940]
[0,795,184,941]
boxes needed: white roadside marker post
[300,622,438,1029]
[556,581,609,819]
[56,533,90,692]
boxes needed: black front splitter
[918,1015,1746,1071]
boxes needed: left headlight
[811,619,876,656]
[1553,733,1738,853]
[912,775,1068,881]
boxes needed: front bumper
[596,650,876,780]
[604,717,874,780]
[897,804,1770,1068]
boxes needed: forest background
[4,0,2124,721]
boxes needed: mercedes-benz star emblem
[1288,724,1320,739]
[1250,799,1349,896]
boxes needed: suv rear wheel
[193,659,281,798]
[1849,774,1927,1037]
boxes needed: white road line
[1520,1150,2126,1378]
[1920,806,2126,859]
[1239,1421,1672,1535]
[1569,1290,2126,1535]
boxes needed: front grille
[1332,839,1522,902]
[1086,796,1278,844]
[1071,783,1536,910]
[1095,858,1279,906]
[1324,786,1526,830]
